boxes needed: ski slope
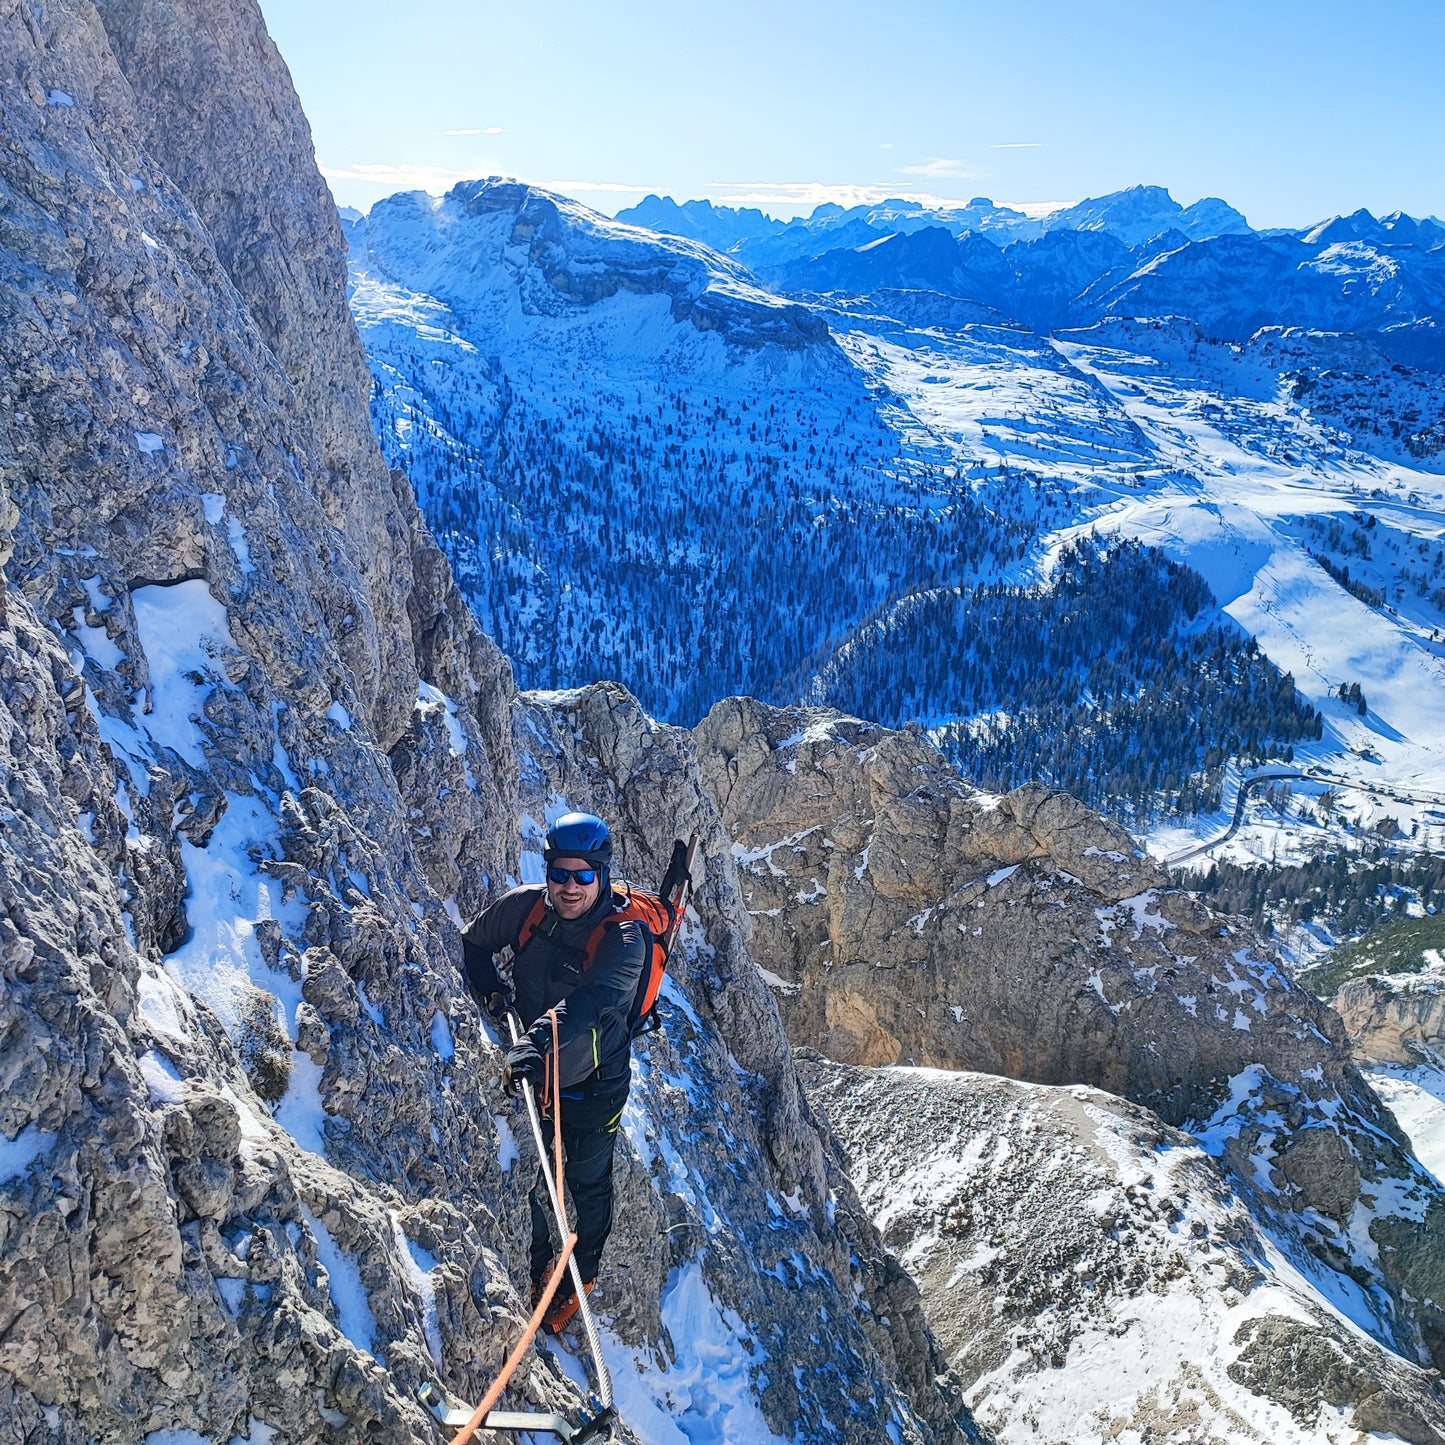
[831,305,1445,861]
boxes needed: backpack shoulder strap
[515,890,549,954]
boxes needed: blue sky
[258,0,1444,227]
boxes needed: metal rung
[418,1383,612,1442]
[480,1410,577,1440]
[417,1381,473,1429]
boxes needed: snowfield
[839,313,1445,833]
[1366,1064,1445,1182]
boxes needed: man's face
[547,856,601,920]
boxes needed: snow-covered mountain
[777,221,1445,365]
[805,1058,1445,1445]
[618,193,1049,261]
[623,183,1444,268]
[615,193,785,248]
[347,181,1038,723]
[350,179,1445,904]
[1304,207,1445,249]
[1042,183,1253,245]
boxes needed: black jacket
[462,884,645,1091]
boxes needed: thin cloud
[708,181,912,210]
[994,142,1044,149]
[998,198,1075,218]
[443,126,505,136]
[899,158,980,180]
[319,162,477,192]
[544,179,658,194]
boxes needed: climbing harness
[418,1009,615,1442]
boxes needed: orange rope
[447,1008,574,1445]
[445,1231,578,1445]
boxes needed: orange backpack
[516,882,679,1034]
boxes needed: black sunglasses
[547,866,598,886]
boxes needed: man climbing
[461,812,650,1334]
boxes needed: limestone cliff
[0,3,969,1442]
[1335,965,1445,1066]
[697,698,1445,1382]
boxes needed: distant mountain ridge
[619,182,1443,259]
[359,180,828,351]
[752,213,1445,370]
[612,186,1445,368]
[620,191,1048,258]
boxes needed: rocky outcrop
[1336,964,1445,1065]
[803,1057,1445,1445]
[702,699,1335,1110]
[697,698,1445,1373]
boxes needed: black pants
[529,1085,628,1286]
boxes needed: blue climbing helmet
[544,812,613,870]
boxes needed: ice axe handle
[660,834,700,950]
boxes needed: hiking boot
[542,1277,595,1335]
[529,1265,553,1313]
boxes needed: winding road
[1164,765,1445,867]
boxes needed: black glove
[483,990,513,1025]
[659,839,693,899]
[501,1037,546,1097]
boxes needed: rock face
[802,1058,1445,1445]
[701,699,1329,1110]
[0,4,971,1442]
[697,698,1445,1373]
[0,0,520,1436]
[1335,964,1445,1066]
